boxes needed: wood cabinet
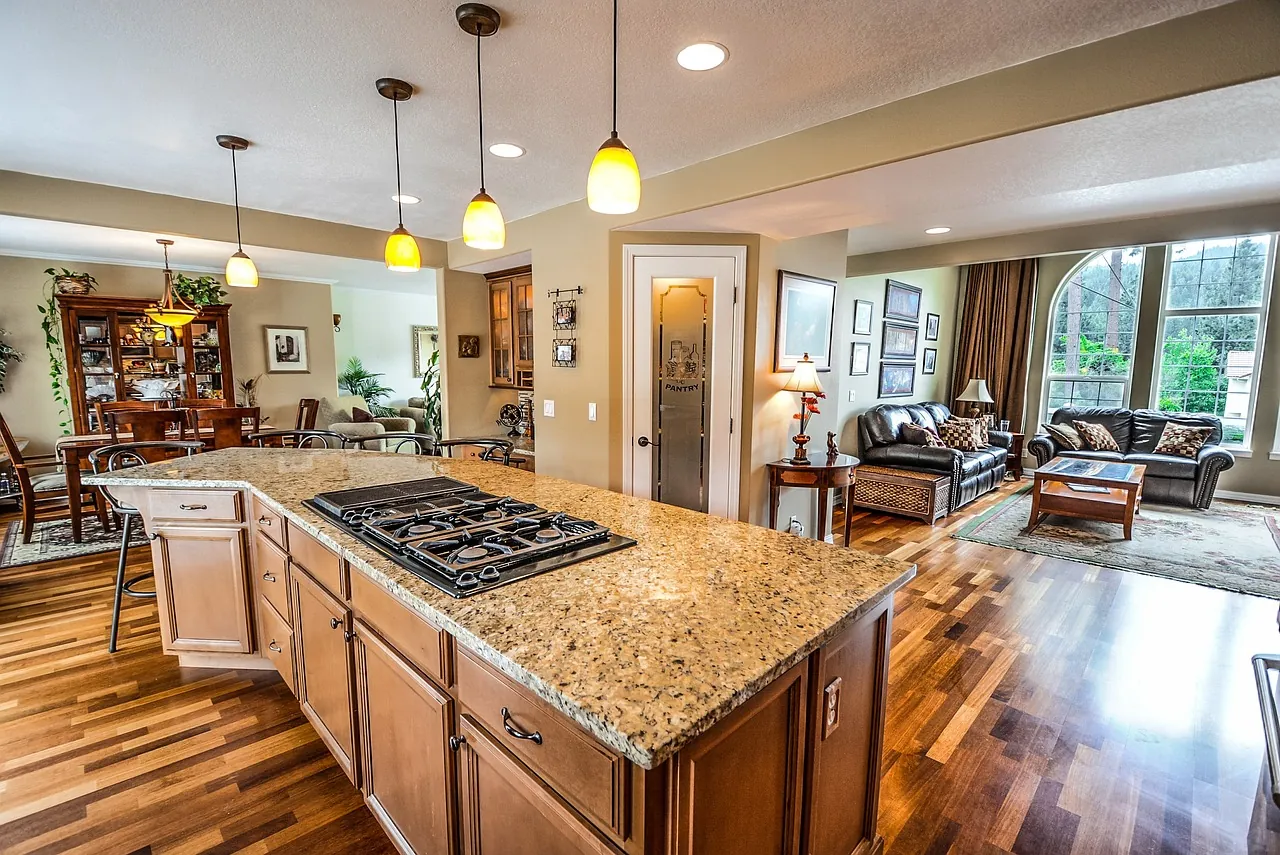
[150,524,253,654]
[292,566,359,784]
[57,294,235,435]
[487,267,533,389]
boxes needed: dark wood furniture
[57,294,235,435]
[295,397,320,430]
[766,454,859,544]
[105,408,189,443]
[191,407,260,450]
[95,399,163,429]
[0,410,105,543]
[486,266,534,389]
[1007,432,1025,479]
[850,465,952,524]
[1028,458,1146,540]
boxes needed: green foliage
[171,273,227,307]
[420,349,442,439]
[0,328,22,394]
[36,289,72,434]
[338,356,396,418]
[1050,333,1131,376]
[44,268,98,292]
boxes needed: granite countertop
[88,448,914,769]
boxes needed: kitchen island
[89,448,914,855]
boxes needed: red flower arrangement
[793,390,826,437]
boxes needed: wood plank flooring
[2,484,1278,853]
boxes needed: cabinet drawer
[350,570,451,687]
[289,525,346,600]
[255,532,291,624]
[252,495,287,550]
[457,649,629,837]
[150,489,242,523]
[260,595,296,695]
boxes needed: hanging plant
[421,348,442,438]
[36,288,71,434]
[171,273,227,307]
[44,267,98,295]
[0,328,22,394]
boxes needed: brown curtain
[950,259,1038,431]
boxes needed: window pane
[1167,234,1271,310]
[1158,312,1259,430]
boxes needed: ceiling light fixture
[145,239,198,328]
[587,0,641,215]
[392,193,421,204]
[377,77,422,272]
[676,42,727,71]
[489,142,524,158]
[216,135,259,288]
[924,226,952,235]
[458,4,506,250]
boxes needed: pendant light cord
[476,32,486,192]
[611,0,618,137]
[230,148,244,250]
[393,97,405,227]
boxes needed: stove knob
[457,571,479,589]
[479,565,500,581]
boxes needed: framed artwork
[881,321,919,360]
[411,325,439,377]
[553,302,576,327]
[925,313,941,341]
[264,325,310,373]
[923,347,938,375]
[775,270,837,371]
[849,341,871,375]
[878,362,916,398]
[884,279,922,322]
[852,299,873,336]
[458,335,481,358]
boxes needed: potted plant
[421,349,442,438]
[338,357,396,417]
[171,273,227,307]
[0,328,22,394]
[44,267,98,295]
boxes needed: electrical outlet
[588,402,597,421]
[823,677,843,738]
[847,389,856,403]
[788,515,804,536]
[543,400,555,417]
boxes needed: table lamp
[783,353,825,464]
[956,378,994,420]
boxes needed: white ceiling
[629,77,1280,255]
[0,0,1230,241]
[0,215,438,295]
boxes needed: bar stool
[89,441,204,652]
[248,429,346,448]
[435,438,515,465]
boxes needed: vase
[791,433,811,464]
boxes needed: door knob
[637,436,659,448]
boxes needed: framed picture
[881,321,919,360]
[553,302,576,327]
[852,299,873,336]
[925,313,941,341]
[849,341,871,375]
[554,342,576,364]
[884,279,922,322]
[923,347,938,375]
[458,334,481,358]
[775,270,837,372]
[878,362,916,398]
[412,325,439,377]
[264,325,310,373]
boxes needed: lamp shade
[462,191,506,250]
[587,136,641,215]
[384,226,422,272]
[783,353,824,394]
[956,378,995,403]
[225,250,259,287]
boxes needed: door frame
[621,244,748,519]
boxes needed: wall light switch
[543,400,555,418]
[847,390,856,403]
[588,402,597,421]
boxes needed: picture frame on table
[774,270,837,371]
[881,320,919,360]
[878,361,916,398]
[922,347,937,375]
[852,299,873,336]
[264,325,310,374]
[925,313,941,341]
[849,341,871,375]
[884,279,922,322]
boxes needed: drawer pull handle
[501,708,543,745]
[330,617,342,630]
[258,516,272,525]
[449,735,467,752]
[178,503,208,511]
[268,640,283,653]
[262,572,277,583]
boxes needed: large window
[1156,234,1275,445]
[1043,248,1144,421]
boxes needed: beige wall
[436,267,517,439]
[0,254,338,453]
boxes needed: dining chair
[295,398,320,430]
[1,409,107,543]
[434,438,515,466]
[178,397,228,410]
[105,408,189,443]
[191,406,260,450]
[89,440,204,652]
[93,400,161,433]
[249,429,346,449]
[365,432,438,455]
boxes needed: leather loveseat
[858,402,1011,511]
[1028,407,1234,509]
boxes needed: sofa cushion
[1130,408,1222,453]
[1152,423,1214,458]
[1073,420,1120,452]
[901,423,944,447]
[1051,407,1133,450]
[939,419,982,451]
[861,404,917,447]
[1123,452,1198,480]
[351,406,374,423]
[960,447,1007,476]
[1058,449,1125,463]
[1041,422,1084,451]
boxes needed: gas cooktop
[304,477,636,598]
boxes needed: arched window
[1043,247,1144,422]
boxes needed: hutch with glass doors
[486,266,533,389]
[56,294,235,434]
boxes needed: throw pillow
[352,406,374,423]
[950,416,988,449]
[1042,422,1084,451]
[1072,420,1120,452]
[315,397,352,429]
[1153,423,1213,458]
[938,418,981,452]
[902,423,945,448]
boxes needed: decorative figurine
[826,431,839,459]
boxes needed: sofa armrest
[1193,444,1235,509]
[1196,444,1235,471]
[986,430,1013,450]
[1027,434,1059,466]
[374,416,416,433]
[332,422,386,450]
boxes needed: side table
[1007,432,1026,480]
[766,454,860,544]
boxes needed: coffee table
[1027,458,1146,540]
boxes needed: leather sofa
[1028,407,1234,509]
[858,402,1011,511]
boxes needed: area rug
[0,515,147,569]
[954,487,1280,599]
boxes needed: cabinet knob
[268,640,282,653]
[262,572,277,583]
[329,617,342,630]
[449,735,467,752]
[501,707,543,745]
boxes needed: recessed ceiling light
[392,194,420,204]
[677,42,728,71]
[924,226,951,235]
[489,142,525,158]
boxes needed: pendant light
[458,4,505,250]
[216,135,259,287]
[587,0,640,214]
[145,239,198,328]
[377,78,422,273]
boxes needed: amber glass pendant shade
[462,192,505,250]
[225,250,259,288]
[587,135,640,214]
[217,135,259,287]
[146,239,198,328]
[385,226,423,272]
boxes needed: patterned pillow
[938,418,982,452]
[1041,422,1084,451]
[902,423,945,448]
[1153,423,1213,458]
[1072,420,1120,452]
[351,406,374,423]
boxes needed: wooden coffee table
[1027,458,1146,540]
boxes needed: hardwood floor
[1,483,1277,853]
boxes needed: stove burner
[456,546,491,562]
[534,528,562,542]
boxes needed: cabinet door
[355,619,456,855]
[151,525,253,654]
[489,279,513,386]
[456,715,620,855]
[292,567,358,784]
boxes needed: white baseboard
[1216,490,1280,506]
